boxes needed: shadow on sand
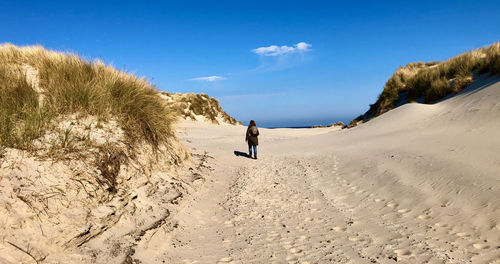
[234,151,250,158]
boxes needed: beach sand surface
[136,76,500,263]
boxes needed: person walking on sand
[245,120,259,159]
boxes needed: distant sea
[257,116,354,129]
[267,126,314,129]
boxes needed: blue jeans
[249,145,257,157]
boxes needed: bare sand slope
[140,76,499,263]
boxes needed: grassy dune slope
[0,44,174,149]
[349,41,500,127]
[161,92,241,125]
[0,44,209,263]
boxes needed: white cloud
[295,42,311,51]
[252,42,311,56]
[189,75,226,82]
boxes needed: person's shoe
[254,156,257,160]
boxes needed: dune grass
[0,44,174,149]
[161,92,241,125]
[0,64,44,148]
[349,42,500,127]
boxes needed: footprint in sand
[386,202,398,208]
[290,248,303,254]
[282,240,294,249]
[218,257,233,263]
[332,226,346,232]
[348,236,364,242]
[304,217,313,222]
[266,233,279,242]
[472,243,490,249]
[298,235,308,241]
[397,208,411,214]
[455,232,470,237]
[286,255,298,261]
[435,223,448,227]
[418,214,430,220]
[394,249,412,256]
[374,198,384,202]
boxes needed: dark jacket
[246,125,259,146]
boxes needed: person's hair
[249,120,256,127]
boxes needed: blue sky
[2,0,500,127]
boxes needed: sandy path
[159,152,496,263]
[139,76,500,264]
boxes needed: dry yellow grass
[0,44,175,149]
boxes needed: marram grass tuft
[0,44,175,149]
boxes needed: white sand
[146,75,499,263]
[1,75,498,263]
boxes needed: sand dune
[148,75,500,263]
[1,73,498,263]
